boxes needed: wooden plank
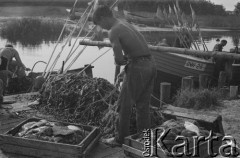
[0,144,79,158]
[79,40,240,60]
[0,120,25,134]
[161,105,224,135]
[88,144,123,158]
[4,92,40,102]
[0,135,83,155]
[122,144,145,158]
[83,133,101,157]
[163,105,220,121]
[123,133,223,158]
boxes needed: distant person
[216,38,220,44]
[213,39,227,52]
[212,39,228,80]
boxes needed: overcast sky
[210,0,239,11]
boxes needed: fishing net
[38,73,164,138]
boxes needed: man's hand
[117,70,125,83]
[114,70,125,89]
[25,68,31,71]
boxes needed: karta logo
[142,128,240,157]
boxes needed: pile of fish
[12,119,86,145]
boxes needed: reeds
[198,15,240,28]
[0,17,68,46]
[173,88,222,109]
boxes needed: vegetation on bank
[198,15,240,28]
[173,88,225,110]
[0,17,68,46]
[119,0,229,16]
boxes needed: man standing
[212,39,228,79]
[93,5,156,145]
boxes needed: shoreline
[134,25,239,32]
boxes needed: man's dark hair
[92,5,113,25]
[221,39,227,44]
[5,44,13,48]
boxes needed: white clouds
[209,0,239,11]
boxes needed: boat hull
[6,65,94,95]
[150,50,215,105]
[122,11,163,27]
[151,50,215,79]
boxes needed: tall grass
[173,89,223,109]
[198,15,240,28]
[0,17,68,46]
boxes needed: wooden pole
[230,86,238,99]
[160,82,171,107]
[181,76,194,91]
[79,40,240,60]
[218,71,227,89]
[60,61,65,74]
[84,64,93,78]
[199,74,209,89]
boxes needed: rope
[43,0,83,76]
[65,6,94,62]
[63,0,121,72]
[64,27,96,66]
[45,4,93,79]
[45,0,120,80]
[42,21,68,77]
[76,48,112,76]
[31,61,47,73]
[64,45,88,73]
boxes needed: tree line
[117,0,239,16]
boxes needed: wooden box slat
[161,105,225,135]
[0,117,100,158]
[124,132,223,158]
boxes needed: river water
[0,30,239,84]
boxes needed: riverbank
[0,93,240,158]
[0,5,240,31]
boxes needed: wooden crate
[0,118,101,158]
[123,105,224,158]
[123,131,223,158]
[161,105,224,135]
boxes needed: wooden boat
[151,50,215,92]
[122,10,163,27]
[66,8,82,20]
[79,40,240,95]
[6,65,94,95]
